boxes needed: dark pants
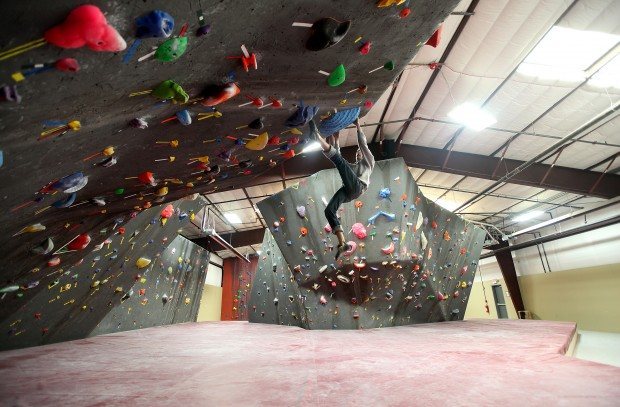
[325,150,365,232]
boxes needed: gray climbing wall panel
[249,158,486,329]
[0,198,208,351]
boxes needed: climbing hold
[1,85,21,103]
[152,80,188,103]
[44,5,127,52]
[135,10,174,38]
[367,211,396,225]
[300,227,308,237]
[324,224,332,233]
[377,0,406,7]
[285,101,318,127]
[129,118,148,129]
[245,132,269,151]
[155,36,188,62]
[201,83,240,107]
[344,241,357,256]
[379,188,391,199]
[328,64,346,87]
[31,238,54,255]
[317,107,360,134]
[296,205,306,218]
[351,223,367,239]
[136,257,151,269]
[137,171,156,186]
[306,18,351,51]
[426,25,443,48]
[0,285,19,293]
[50,172,88,193]
[51,192,76,208]
[196,25,211,36]
[67,233,91,250]
[155,187,169,197]
[47,257,60,267]
[55,58,80,72]
[176,109,192,125]
[359,41,372,55]
[381,241,395,255]
[369,60,395,74]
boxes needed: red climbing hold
[68,233,91,250]
[44,5,127,52]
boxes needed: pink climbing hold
[351,222,367,239]
[343,241,357,257]
[160,204,174,219]
[55,58,80,72]
[324,224,332,233]
[44,5,127,52]
[381,241,395,255]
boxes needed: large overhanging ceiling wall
[187,0,620,259]
[0,1,460,282]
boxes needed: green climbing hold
[384,60,395,71]
[152,80,189,103]
[328,64,346,87]
[114,188,125,195]
[155,37,188,62]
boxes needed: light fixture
[447,103,496,131]
[590,54,620,89]
[513,210,544,223]
[302,141,322,153]
[224,212,242,224]
[517,26,619,83]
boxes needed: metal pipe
[343,117,620,149]
[480,214,620,259]
[454,102,620,213]
[205,228,250,263]
[506,196,620,239]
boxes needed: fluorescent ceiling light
[447,103,496,131]
[590,54,620,89]
[513,210,544,223]
[224,212,242,224]
[517,26,619,82]
[302,141,322,153]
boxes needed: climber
[308,118,375,260]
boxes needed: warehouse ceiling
[0,0,462,281]
[183,0,620,259]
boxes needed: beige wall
[465,278,518,320]
[465,264,620,333]
[518,264,620,333]
[197,284,222,322]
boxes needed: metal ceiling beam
[371,72,403,143]
[418,182,583,209]
[440,0,579,152]
[480,214,620,260]
[453,102,620,212]
[395,0,480,148]
[191,228,265,250]
[252,143,620,200]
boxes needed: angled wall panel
[249,158,486,329]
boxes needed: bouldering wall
[90,235,208,336]
[221,256,258,321]
[249,158,486,329]
[0,0,460,314]
[0,197,208,351]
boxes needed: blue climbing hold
[135,10,175,39]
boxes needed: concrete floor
[1,319,619,406]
